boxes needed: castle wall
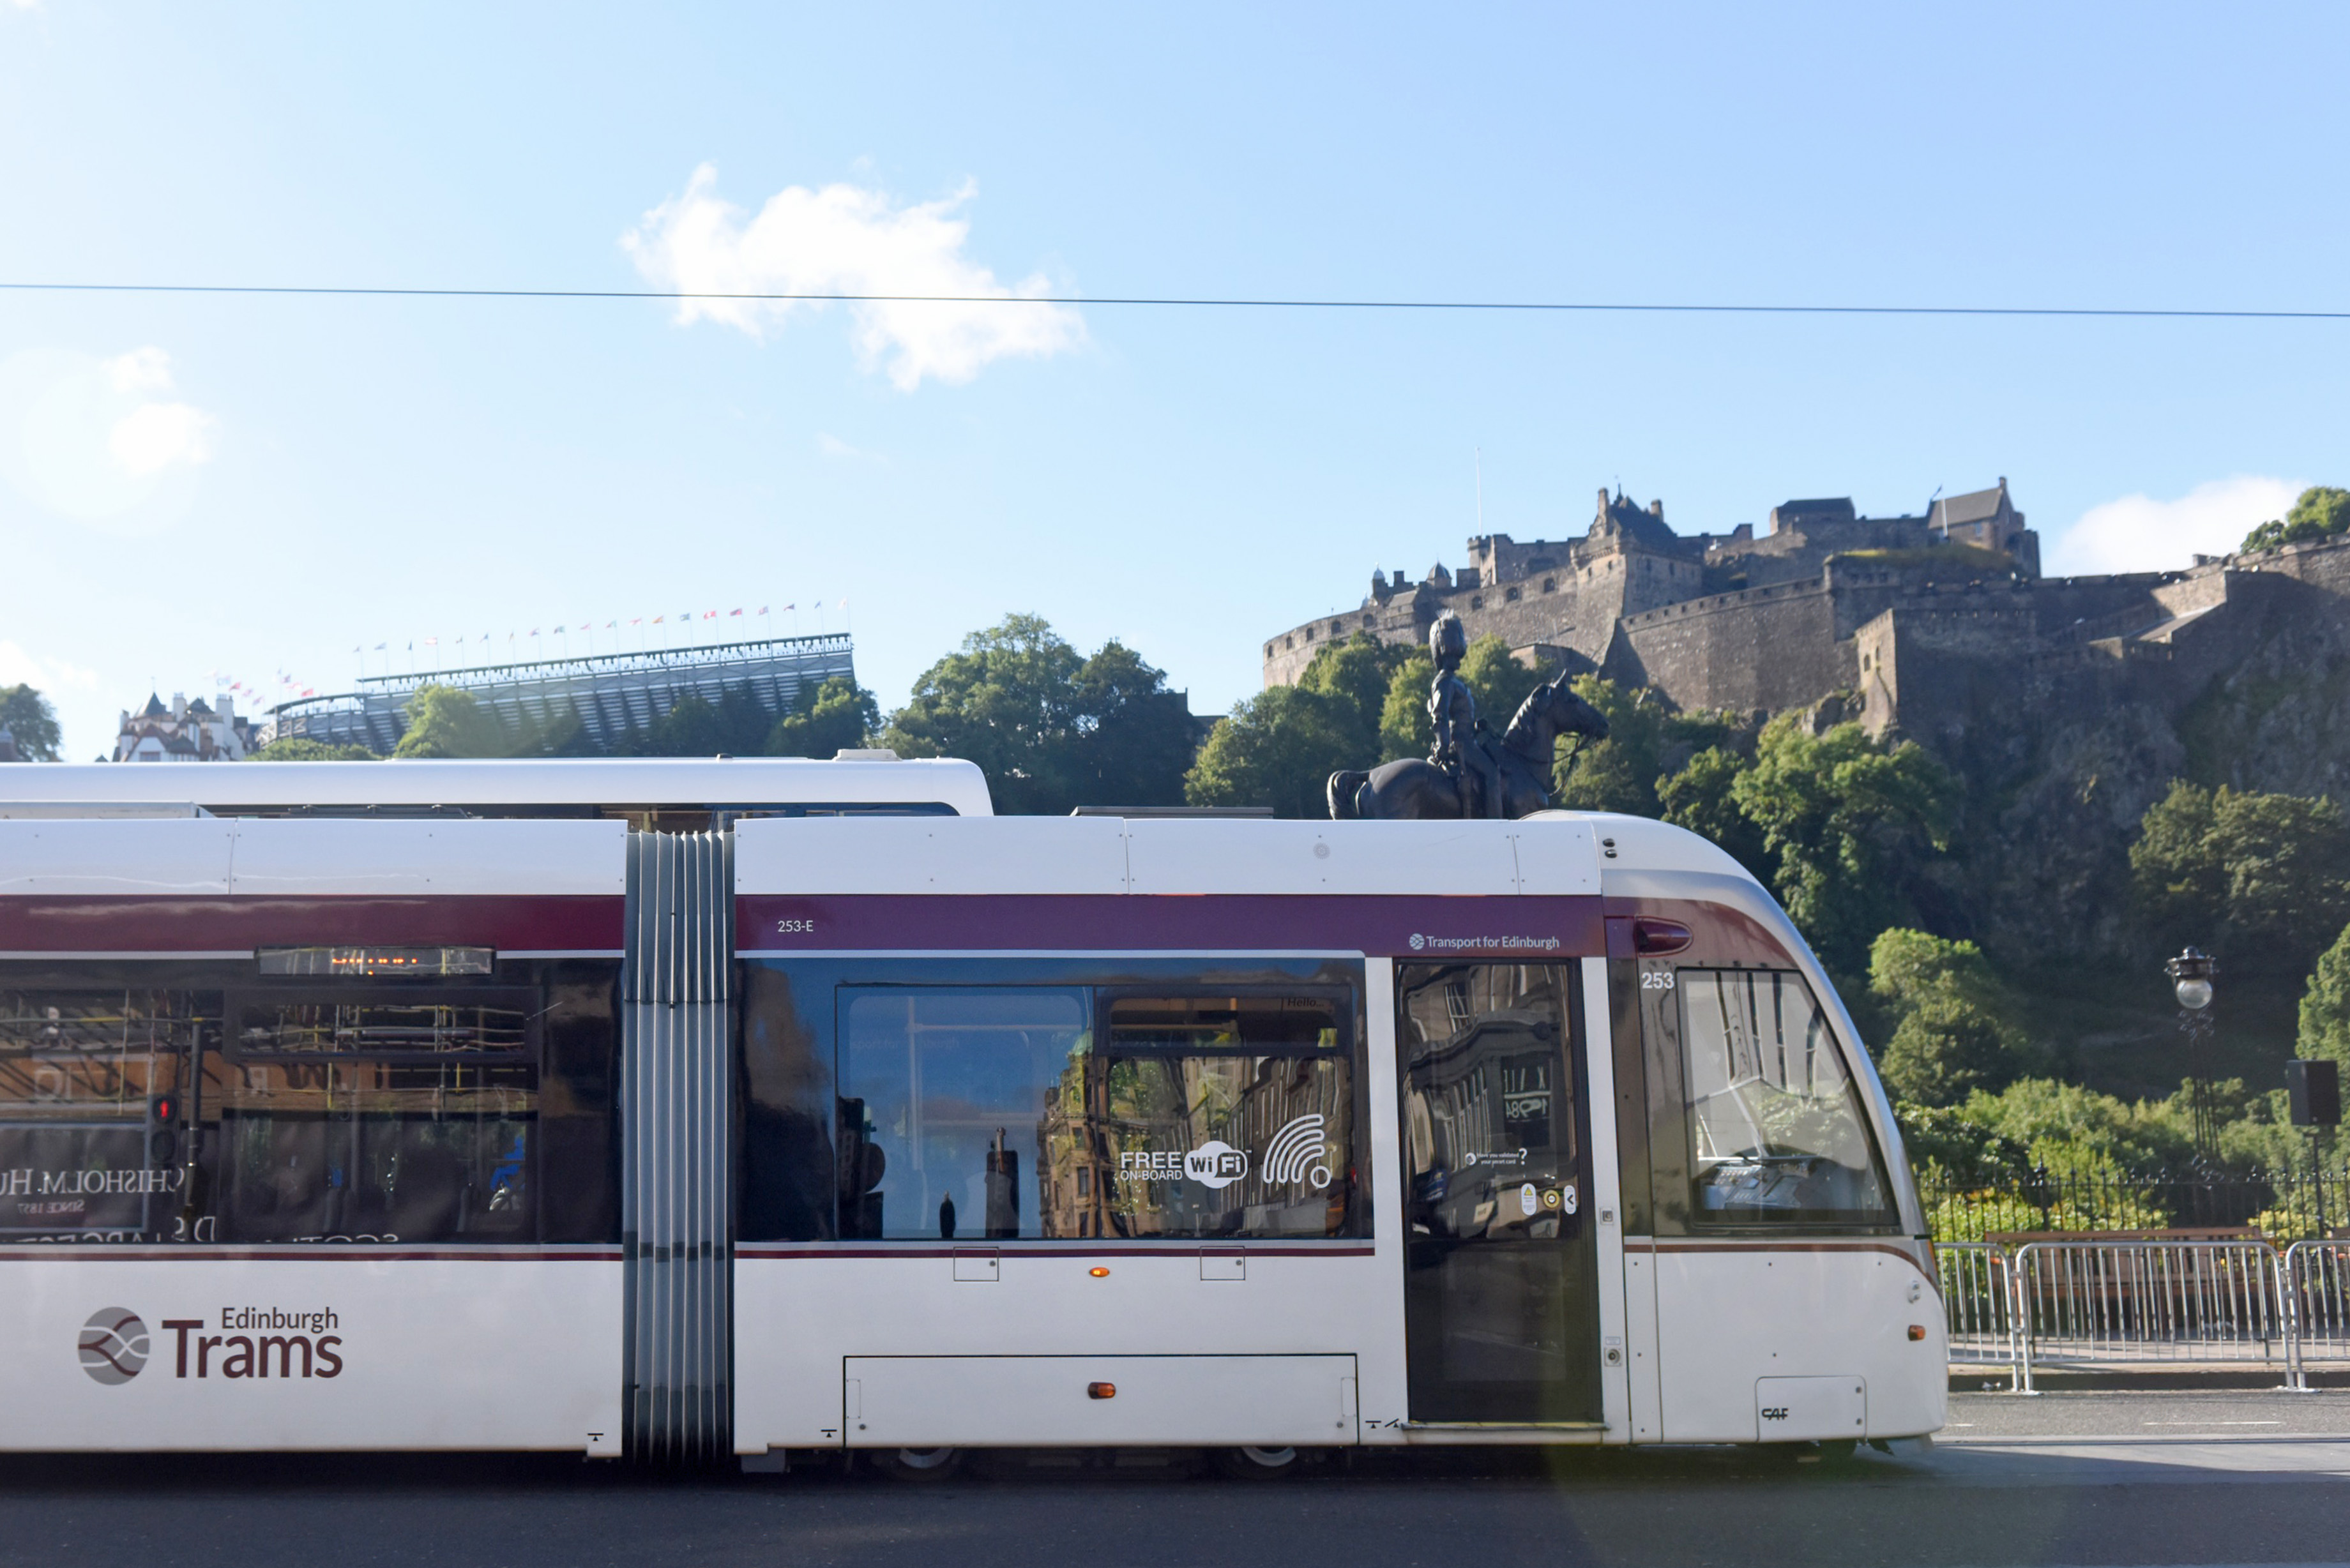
[1261,547,1665,687]
[1618,578,1854,714]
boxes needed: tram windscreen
[1678,969,1894,1226]
[835,988,1356,1240]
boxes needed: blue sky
[2,3,2343,758]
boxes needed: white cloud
[0,345,216,531]
[2048,476,2306,576]
[110,399,215,474]
[0,640,100,694]
[622,165,1087,390]
[106,346,174,395]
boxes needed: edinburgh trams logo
[75,1307,344,1383]
[78,1309,149,1385]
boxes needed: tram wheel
[1212,1445,1303,1480]
[868,1447,966,1482]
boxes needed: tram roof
[0,756,995,818]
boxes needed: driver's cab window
[1678,969,1893,1227]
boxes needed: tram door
[1396,961,1601,1424]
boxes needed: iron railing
[1922,1166,2350,1245]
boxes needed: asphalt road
[8,1394,2350,1568]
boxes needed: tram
[0,757,1943,1467]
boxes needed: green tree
[2297,919,2350,1074]
[393,684,504,758]
[1957,1076,2195,1176]
[246,737,380,761]
[1377,649,1435,758]
[1868,930,2024,1106]
[766,677,879,758]
[1185,684,1356,818]
[1552,677,1669,815]
[2241,485,2350,554]
[1460,637,1544,745]
[0,684,61,761]
[1729,717,1955,979]
[2130,780,2350,974]
[1893,1101,2031,1189]
[884,615,1195,813]
[1296,633,1411,771]
[1065,640,1203,806]
[1657,744,1771,874]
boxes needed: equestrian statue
[1325,612,1610,822]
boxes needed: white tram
[0,758,1943,1467]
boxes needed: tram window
[1677,969,1893,1226]
[835,987,1358,1241]
[0,988,205,1240]
[1395,965,1582,1243]
[838,988,1090,1241]
[1063,995,1354,1240]
[211,986,542,1244]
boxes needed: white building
[112,692,258,762]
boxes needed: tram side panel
[729,948,1396,1453]
[1602,888,1945,1444]
[0,818,630,1452]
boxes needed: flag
[757,605,768,615]
[425,637,437,646]
[579,622,590,632]
[351,645,360,654]
[839,598,849,608]
[605,621,616,629]
[781,603,794,612]
[653,615,663,624]
[374,642,386,651]
[630,618,641,626]
[729,608,743,617]
[703,610,716,621]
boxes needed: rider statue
[1426,613,1503,819]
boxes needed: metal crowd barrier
[1937,1242,2019,1371]
[2284,1241,2350,1391]
[1944,1238,2307,1391]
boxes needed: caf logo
[79,1308,149,1385]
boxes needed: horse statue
[1326,671,1609,822]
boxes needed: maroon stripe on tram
[736,893,1603,958]
[0,1246,625,1262]
[736,1244,1377,1260]
[0,894,625,954]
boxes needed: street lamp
[2165,947,2218,1165]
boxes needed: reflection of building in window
[0,989,209,1238]
[1397,963,1579,1242]
[841,988,1356,1242]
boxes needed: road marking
[2143,1419,2282,1426]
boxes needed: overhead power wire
[0,281,2344,320]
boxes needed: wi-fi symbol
[1263,1114,1333,1189]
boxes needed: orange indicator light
[1088,1266,1111,1278]
[1087,1382,1117,1399]
[1907,1324,1927,1341]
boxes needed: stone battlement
[1263,478,2350,753]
